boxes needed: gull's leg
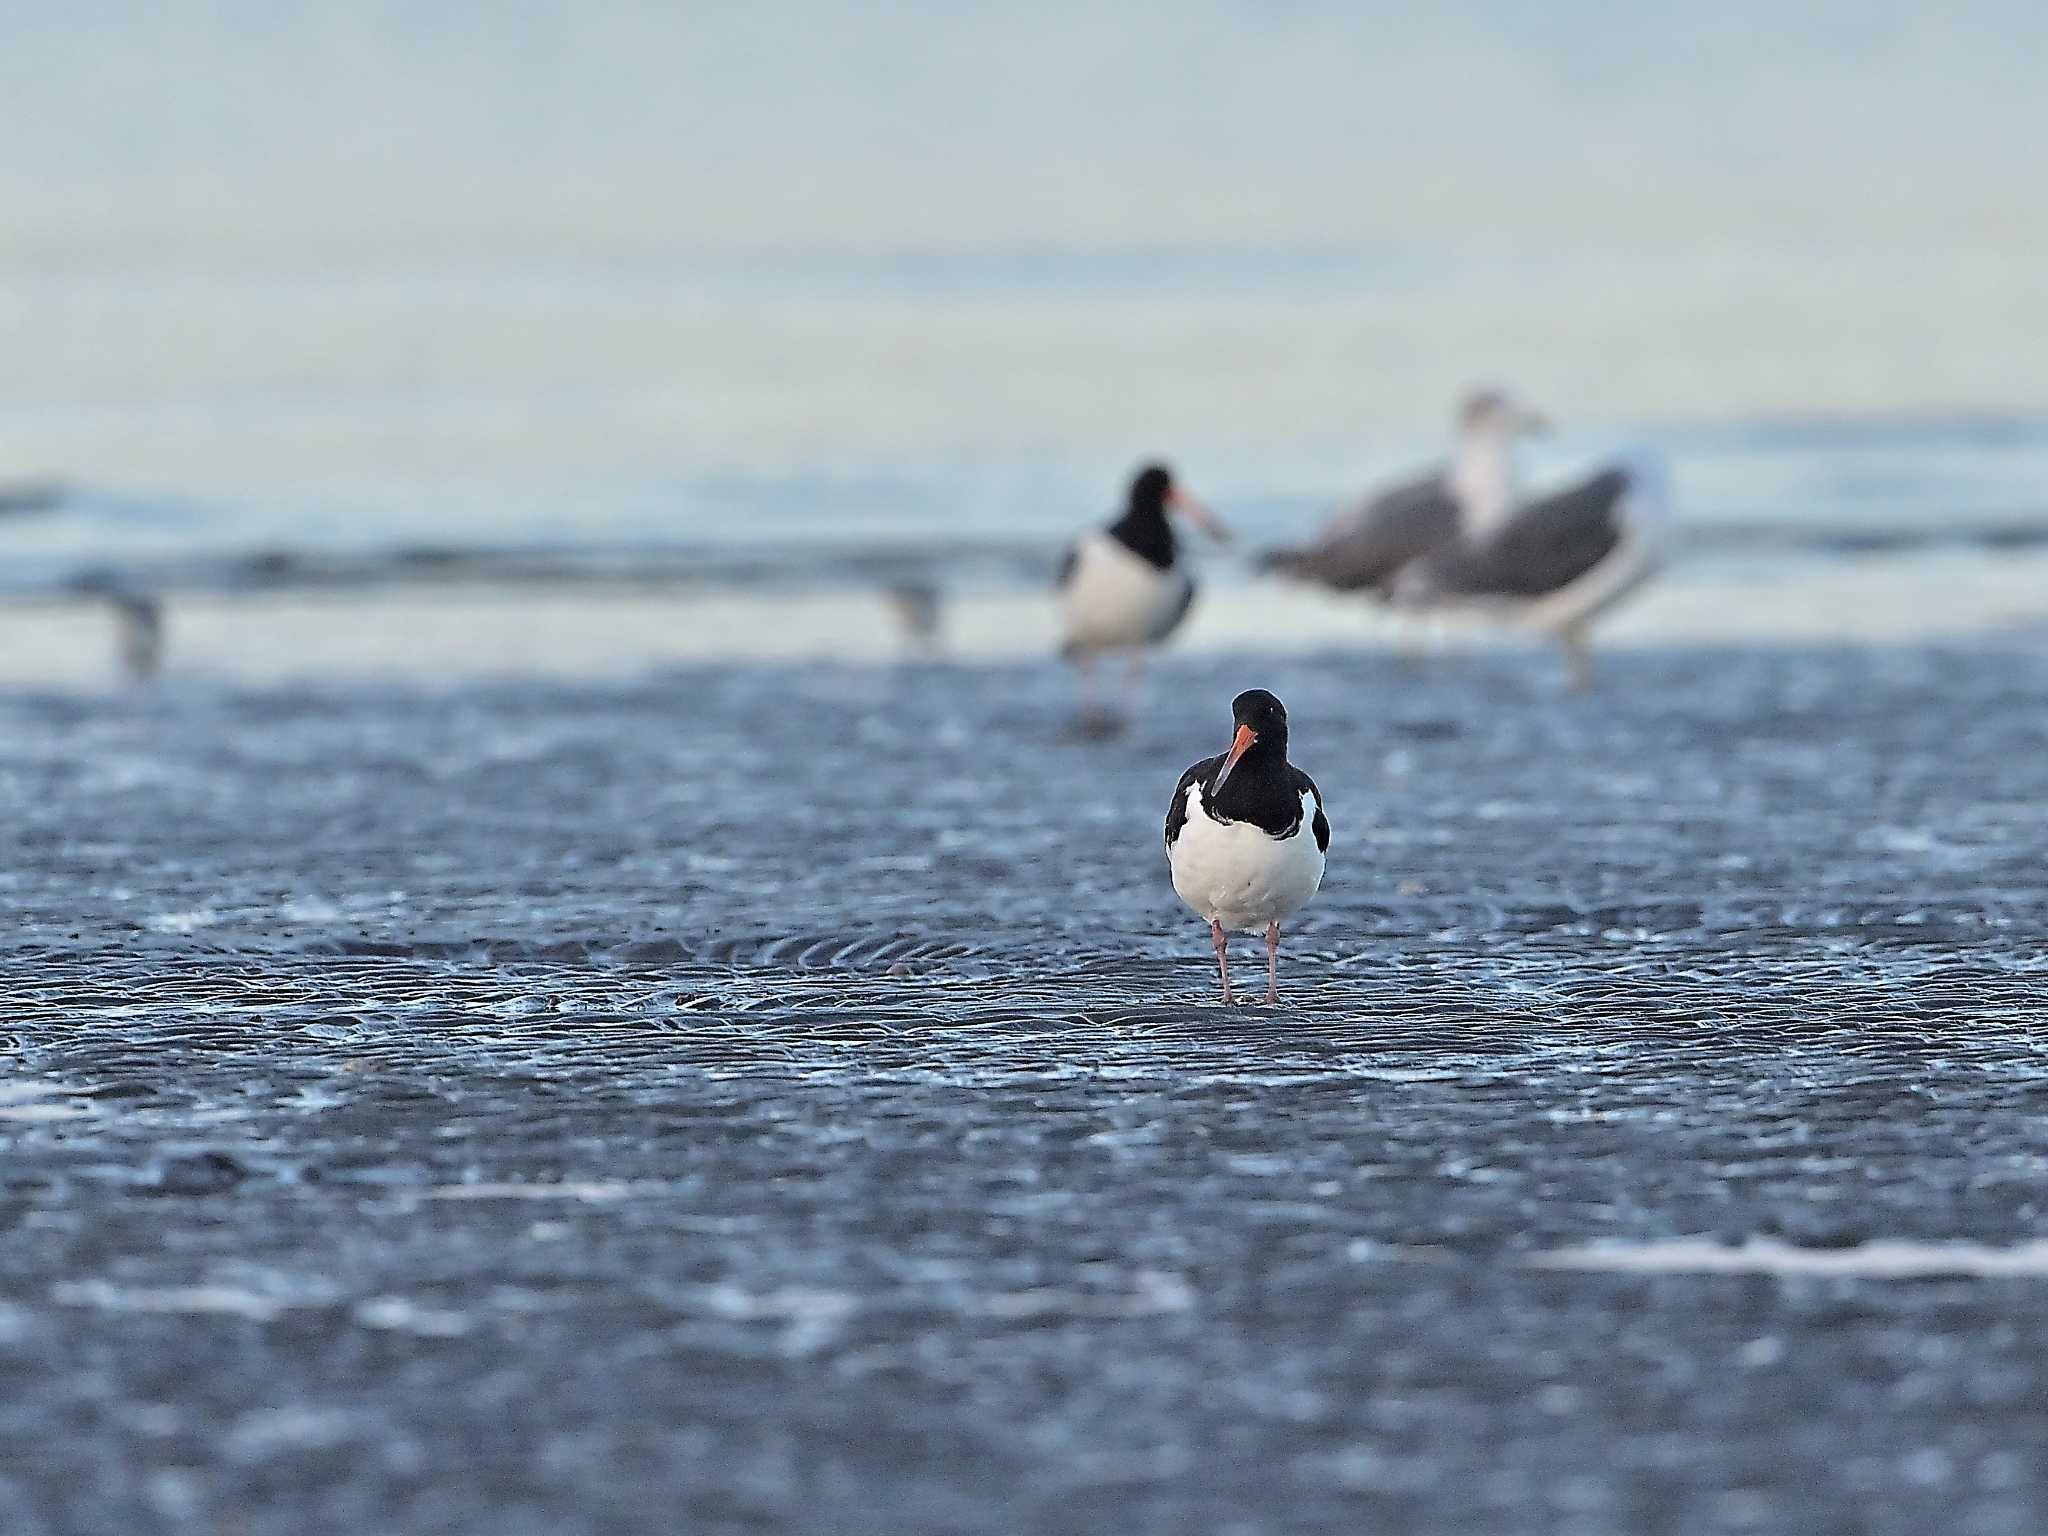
[1122,651,1146,721]
[1562,622,1594,692]
[1265,921,1282,1005]
[1210,920,1234,1005]
[1395,615,1428,670]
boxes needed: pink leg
[1210,920,1234,1005]
[1265,922,1281,1005]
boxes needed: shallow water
[11,415,2048,600]
[4,645,2048,1533]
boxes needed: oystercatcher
[1058,462,1228,734]
[1165,689,1328,1004]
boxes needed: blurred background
[4,0,2047,681]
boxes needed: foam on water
[1535,1238,2048,1279]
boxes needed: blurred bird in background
[111,591,165,685]
[883,580,944,654]
[1263,389,1670,688]
[1057,462,1230,735]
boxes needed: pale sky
[3,2,2043,254]
[4,3,2045,487]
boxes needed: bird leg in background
[1074,654,1110,729]
[1073,652,1096,713]
[1402,615,1465,671]
[1265,922,1281,1005]
[1561,621,1594,692]
[1121,652,1146,720]
[1063,654,1129,740]
[1210,920,1235,1004]
[1394,616,1429,670]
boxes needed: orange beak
[1212,724,1257,791]
[1169,486,1231,544]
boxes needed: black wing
[1147,572,1197,642]
[1055,541,1080,589]
[1164,753,1224,850]
[1423,468,1630,597]
[1260,471,1461,593]
[1485,468,1629,592]
[1292,767,1330,853]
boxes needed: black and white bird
[1262,390,1669,689]
[1164,689,1329,1005]
[1058,462,1229,733]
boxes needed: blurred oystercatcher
[1165,689,1328,1004]
[1057,462,1228,735]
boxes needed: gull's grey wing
[1260,471,1460,593]
[1422,467,1631,597]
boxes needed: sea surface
[5,647,2048,1533]
[5,406,2048,696]
[5,4,2047,659]
[5,1,2048,611]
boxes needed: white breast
[1060,533,1192,652]
[1168,787,1326,934]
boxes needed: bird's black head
[1232,688,1287,733]
[1214,689,1289,790]
[1107,463,1180,568]
[1110,461,1228,569]
[1126,462,1175,517]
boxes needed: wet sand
[4,645,2048,1533]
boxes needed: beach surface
[8,6,2048,1530]
[5,644,2047,1534]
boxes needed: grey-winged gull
[1263,390,1669,688]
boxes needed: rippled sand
[4,646,2047,1533]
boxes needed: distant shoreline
[3,555,2045,689]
